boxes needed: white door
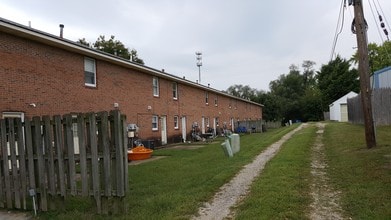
[161,116,167,145]
[213,117,217,136]
[340,104,348,122]
[181,116,187,142]
[201,117,205,134]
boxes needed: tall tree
[317,56,359,111]
[302,60,316,88]
[269,65,305,122]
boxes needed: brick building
[0,18,263,146]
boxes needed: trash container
[142,140,155,150]
[221,139,233,157]
[230,134,240,154]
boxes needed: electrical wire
[368,0,385,42]
[330,0,347,61]
[376,0,391,35]
[369,0,391,64]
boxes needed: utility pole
[352,0,377,148]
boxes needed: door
[201,117,205,134]
[213,117,218,136]
[161,116,167,145]
[340,104,348,122]
[181,116,187,142]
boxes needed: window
[172,82,178,99]
[205,91,209,104]
[152,115,158,131]
[174,116,179,129]
[2,112,25,121]
[153,77,159,97]
[214,95,218,106]
[84,57,96,87]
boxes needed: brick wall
[0,31,262,145]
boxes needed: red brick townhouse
[0,18,263,146]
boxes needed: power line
[330,0,347,61]
[368,0,385,42]
[375,0,391,35]
[368,0,391,64]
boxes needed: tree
[317,55,359,111]
[130,49,144,65]
[226,84,258,100]
[351,41,391,72]
[77,38,90,47]
[78,35,145,65]
[302,60,316,89]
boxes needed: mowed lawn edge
[233,123,316,219]
[323,123,391,219]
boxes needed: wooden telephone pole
[353,0,377,148]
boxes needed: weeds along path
[192,123,307,220]
[309,123,346,219]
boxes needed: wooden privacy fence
[0,110,128,214]
[347,88,391,125]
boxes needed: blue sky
[1,0,390,91]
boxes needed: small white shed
[329,91,358,122]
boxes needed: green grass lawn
[234,124,316,219]
[35,123,391,219]
[323,123,391,219]
[38,125,298,219]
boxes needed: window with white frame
[153,77,159,97]
[205,91,209,104]
[174,115,179,129]
[152,115,159,131]
[172,82,178,100]
[84,57,96,87]
[2,112,25,121]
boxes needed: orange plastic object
[128,146,153,161]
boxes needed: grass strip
[38,125,299,219]
[323,123,391,219]
[234,124,316,219]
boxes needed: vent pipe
[59,24,64,38]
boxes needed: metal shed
[371,66,391,89]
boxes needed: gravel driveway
[192,124,306,220]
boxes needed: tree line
[226,41,391,123]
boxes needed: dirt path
[309,123,346,219]
[192,124,306,220]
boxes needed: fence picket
[98,112,111,197]
[77,114,88,197]
[24,119,36,196]
[88,113,101,213]
[112,110,125,197]
[9,119,21,209]
[0,111,128,213]
[0,119,10,208]
[64,115,76,195]
[0,124,3,208]
[32,116,48,211]
[43,116,56,197]
[16,119,28,209]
